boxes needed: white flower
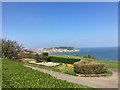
[36,62,60,66]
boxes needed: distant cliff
[32,46,79,54]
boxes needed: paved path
[24,65,118,88]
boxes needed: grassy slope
[2,58,91,88]
[0,58,1,89]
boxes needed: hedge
[42,52,49,56]
[50,56,80,64]
[36,55,50,62]
[73,61,108,74]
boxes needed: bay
[51,47,118,61]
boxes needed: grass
[50,55,80,64]
[27,63,76,75]
[50,54,80,59]
[50,54,119,69]
[0,58,2,89]
[24,54,116,77]
[92,60,119,69]
[2,58,92,88]
[27,62,112,77]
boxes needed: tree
[42,52,49,56]
[2,39,24,60]
[35,54,39,62]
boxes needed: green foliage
[35,54,50,62]
[82,55,96,59]
[93,60,119,69]
[42,52,49,56]
[2,58,89,88]
[27,63,77,76]
[73,61,108,74]
[35,54,39,61]
[54,46,75,50]
[50,56,80,64]
[51,54,119,69]
[2,39,23,60]
[57,64,76,75]
[21,53,36,59]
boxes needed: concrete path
[24,65,118,88]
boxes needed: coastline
[32,47,118,61]
[32,48,80,53]
[112,60,120,62]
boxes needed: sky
[2,2,118,49]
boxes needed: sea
[51,47,119,61]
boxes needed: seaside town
[31,47,80,54]
[2,2,118,89]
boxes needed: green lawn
[50,54,82,59]
[93,60,119,69]
[50,54,119,69]
[0,58,2,89]
[24,54,117,77]
[2,58,91,88]
[27,62,112,77]
[25,54,119,70]
[27,63,76,76]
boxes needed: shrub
[2,38,23,60]
[21,53,36,59]
[73,61,108,74]
[35,54,39,61]
[50,56,80,64]
[66,64,73,68]
[42,52,49,56]
[35,54,51,62]
[83,55,96,59]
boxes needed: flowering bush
[66,64,73,68]
[58,67,65,70]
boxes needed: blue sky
[3,2,118,49]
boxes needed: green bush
[22,53,36,59]
[42,52,49,56]
[35,54,50,62]
[83,55,96,59]
[73,61,108,74]
[39,56,50,62]
[50,56,80,64]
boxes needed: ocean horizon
[51,47,118,61]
